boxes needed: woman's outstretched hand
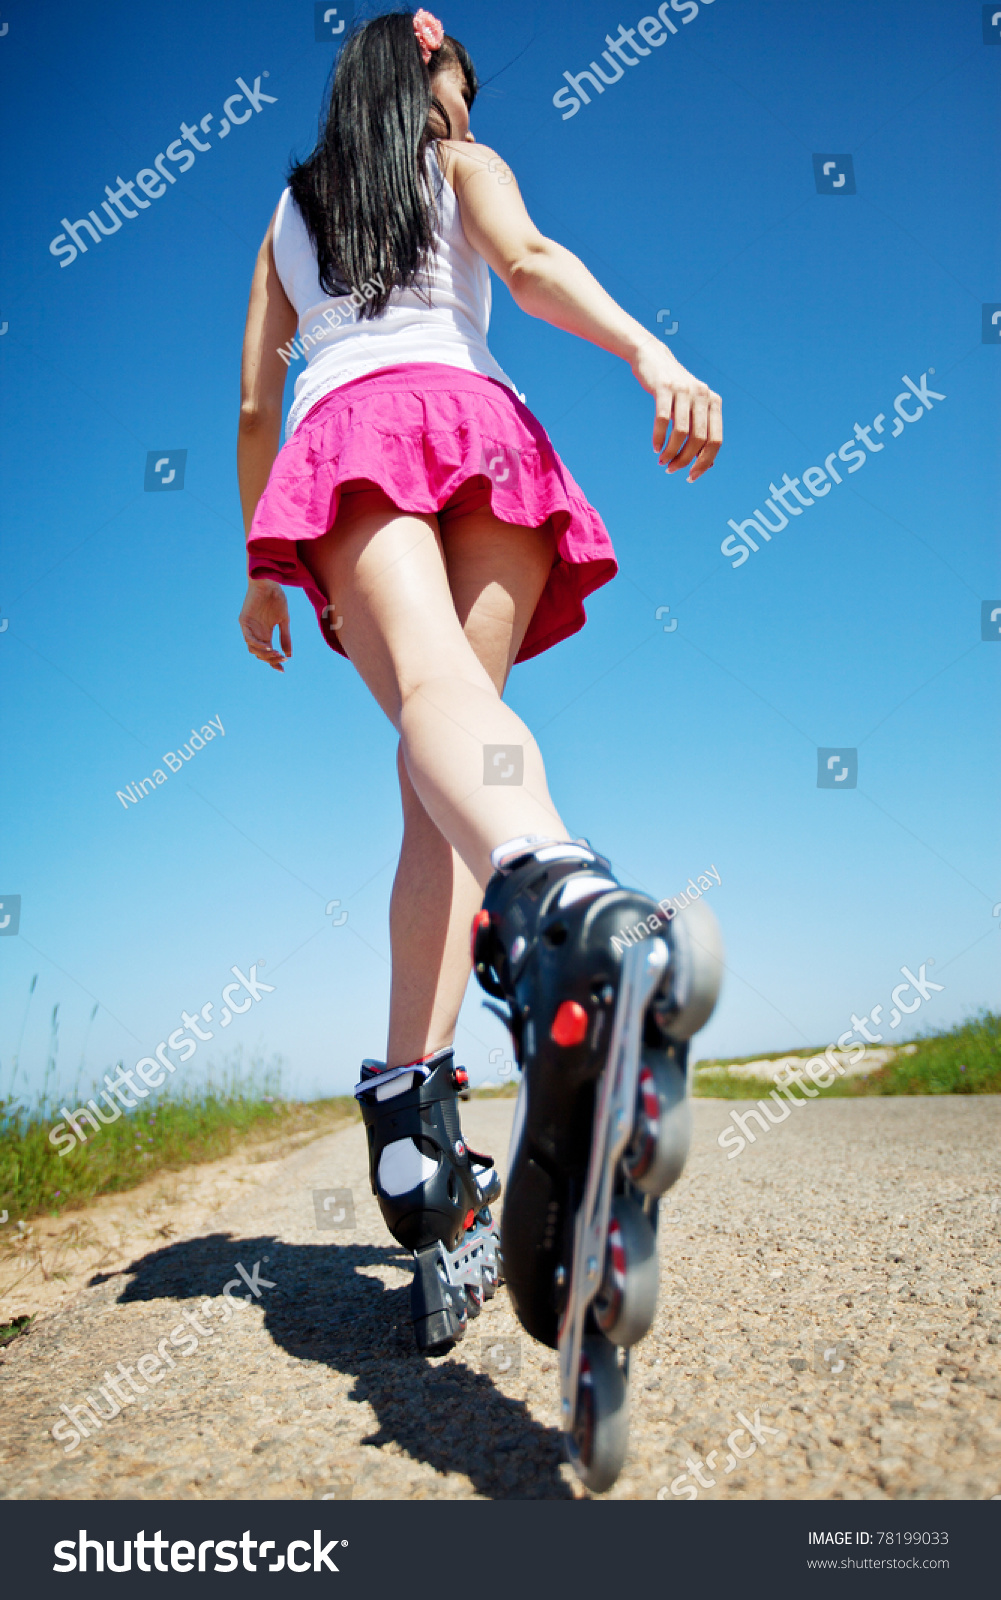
[631,339,722,484]
[239,578,292,671]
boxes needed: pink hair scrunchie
[413,9,444,64]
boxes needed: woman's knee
[396,662,499,746]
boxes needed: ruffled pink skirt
[246,362,617,664]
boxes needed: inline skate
[355,1046,504,1354]
[471,837,722,1490]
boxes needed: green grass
[693,1011,1000,1099]
[0,1314,33,1348]
[0,1062,359,1224]
[4,1003,993,1230]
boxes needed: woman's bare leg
[387,749,482,1065]
[302,489,568,1065]
[385,506,557,1063]
[304,490,568,884]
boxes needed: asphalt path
[2,1096,999,1500]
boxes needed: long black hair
[287,12,478,318]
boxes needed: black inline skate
[355,1046,504,1354]
[471,837,723,1490]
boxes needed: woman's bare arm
[441,142,721,482]
[237,210,298,670]
[238,209,298,532]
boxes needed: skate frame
[558,937,670,1448]
[432,1214,502,1297]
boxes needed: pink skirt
[245,362,618,664]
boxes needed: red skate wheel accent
[607,1216,627,1281]
[470,909,491,963]
[463,1209,476,1231]
[638,1063,659,1121]
[551,999,589,1047]
[453,1066,469,1090]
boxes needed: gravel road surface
[2,1096,999,1500]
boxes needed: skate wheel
[567,1336,629,1494]
[465,1283,484,1317]
[482,1245,502,1300]
[593,1197,658,1347]
[657,899,723,1041]
[623,1056,690,1196]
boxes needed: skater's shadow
[92,1232,572,1499]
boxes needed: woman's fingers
[658,391,691,466]
[250,643,286,670]
[687,392,723,482]
[655,385,722,480]
[241,617,288,670]
[237,582,290,670]
[669,397,711,473]
[689,390,710,451]
[652,408,671,454]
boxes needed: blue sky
[0,0,997,1106]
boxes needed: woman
[237,9,722,1485]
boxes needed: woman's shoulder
[435,141,515,194]
[273,183,301,226]
[272,185,310,250]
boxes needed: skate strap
[489,834,555,871]
[353,1044,457,1101]
[352,1062,429,1100]
[490,837,599,874]
[353,1059,462,1107]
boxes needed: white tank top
[271,148,521,441]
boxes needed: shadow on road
[91,1232,571,1499]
